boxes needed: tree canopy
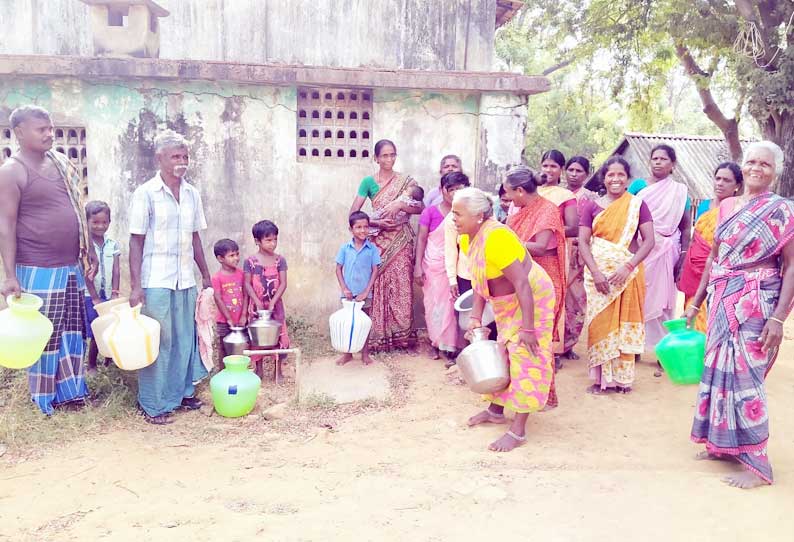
[498,0,794,194]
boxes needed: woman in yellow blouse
[452,188,556,452]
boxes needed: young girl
[244,220,290,382]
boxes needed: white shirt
[128,173,207,290]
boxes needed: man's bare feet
[722,471,767,489]
[467,409,506,427]
[336,353,353,366]
[488,430,526,452]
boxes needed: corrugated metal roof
[495,1,524,28]
[605,132,754,201]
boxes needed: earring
[478,219,483,224]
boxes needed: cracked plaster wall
[0,0,495,71]
[0,77,526,320]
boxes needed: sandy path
[2,340,794,541]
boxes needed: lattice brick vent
[297,87,373,161]
[0,126,88,196]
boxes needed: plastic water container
[329,300,372,353]
[103,303,161,371]
[90,297,129,358]
[210,355,261,418]
[0,294,54,369]
[655,318,706,385]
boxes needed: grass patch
[299,392,337,410]
[0,363,139,455]
[285,314,334,360]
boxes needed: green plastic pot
[654,318,706,385]
[210,355,261,417]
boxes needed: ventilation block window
[296,86,374,162]
[0,124,89,196]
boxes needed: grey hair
[504,165,539,192]
[745,140,785,176]
[9,105,51,129]
[154,130,188,154]
[452,187,494,219]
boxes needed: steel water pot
[455,328,510,394]
[248,310,281,348]
[222,326,251,357]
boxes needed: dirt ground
[2,326,794,542]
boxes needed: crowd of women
[352,138,794,488]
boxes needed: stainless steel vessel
[248,310,281,347]
[456,328,510,394]
[222,326,250,356]
[454,289,495,330]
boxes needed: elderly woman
[350,139,422,352]
[578,157,654,394]
[453,188,556,452]
[504,166,565,408]
[678,162,743,332]
[685,142,794,489]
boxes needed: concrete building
[0,0,547,320]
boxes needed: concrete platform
[299,356,390,405]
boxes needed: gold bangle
[769,317,785,325]
[686,304,700,312]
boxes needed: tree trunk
[768,111,794,198]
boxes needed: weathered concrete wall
[0,76,525,323]
[0,0,496,71]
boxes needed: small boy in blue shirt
[335,211,381,365]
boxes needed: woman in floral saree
[578,157,655,394]
[350,139,422,352]
[685,142,794,489]
[504,166,565,409]
[678,163,743,332]
[452,188,555,453]
[563,156,598,357]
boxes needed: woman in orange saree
[349,139,422,352]
[578,157,655,394]
[504,166,565,408]
[677,162,743,332]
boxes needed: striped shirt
[128,174,207,290]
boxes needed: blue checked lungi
[137,287,207,417]
[17,264,89,414]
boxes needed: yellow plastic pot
[0,294,54,369]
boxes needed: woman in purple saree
[685,141,794,489]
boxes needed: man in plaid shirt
[128,130,212,425]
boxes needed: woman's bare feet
[563,350,579,360]
[586,384,610,395]
[616,385,632,394]
[488,430,526,452]
[361,353,376,365]
[431,347,440,360]
[722,471,767,489]
[695,451,727,461]
[467,409,506,427]
[336,353,353,366]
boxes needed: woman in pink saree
[628,145,692,367]
[685,142,794,489]
[414,172,469,361]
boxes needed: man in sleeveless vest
[128,130,212,425]
[0,105,97,414]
